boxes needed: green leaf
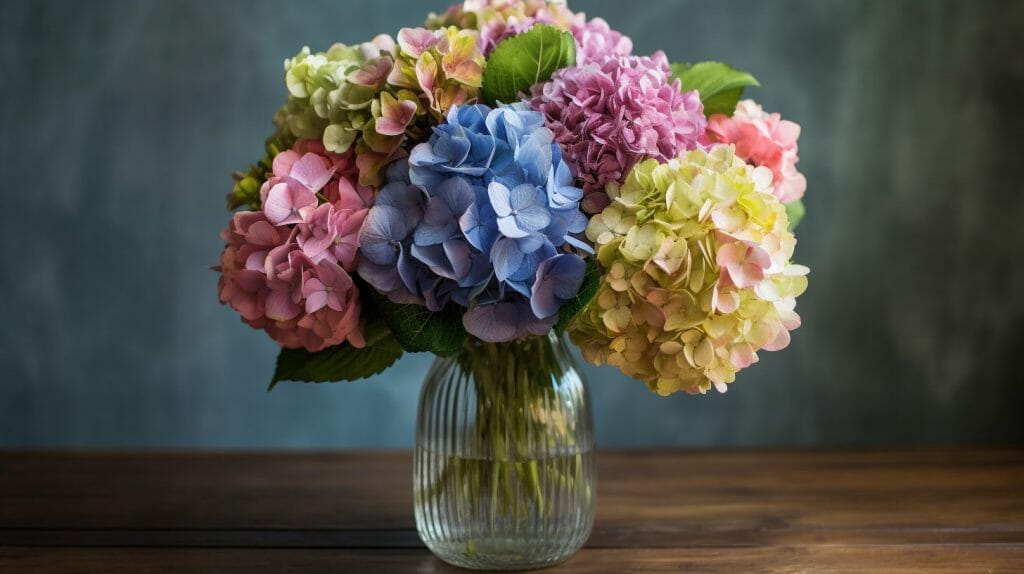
[554,259,600,333]
[670,61,760,117]
[481,24,576,106]
[785,199,805,231]
[269,321,403,389]
[371,292,468,356]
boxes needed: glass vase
[414,332,595,571]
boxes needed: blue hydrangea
[358,104,592,342]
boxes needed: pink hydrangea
[259,139,373,218]
[217,140,371,352]
[530,51,706,213]
[706,100,807,203]
[570,17,632,65]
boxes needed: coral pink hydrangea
[217,140,371,352]
[706,99,807,203]
[530,51,706,214]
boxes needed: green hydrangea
[570,145,808,395]
[233,29,485,200]
[271,37,437,187]
[275,43,380,153]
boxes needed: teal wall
[2,0,1022,447]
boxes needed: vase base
[425,538,581,571]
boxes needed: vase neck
[460,331,566,357]
[449,332,576,395]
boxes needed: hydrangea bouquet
[217,1,808,568]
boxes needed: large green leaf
[269,321,403,390]
[670,61,760,117]
[554,259,600,333]
[481,24,576,106]
[371,292,468,356]
[785,199,805,231]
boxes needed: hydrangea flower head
[570,145,808,395]
[707,99,807,203]
[359,104,592,342]
[217,140,372,352]
[530,51,706,214]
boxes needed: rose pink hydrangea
[706,99,807,203]
[530,51,706,213]
[217,140,371,352]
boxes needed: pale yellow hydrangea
[569,145,809,395]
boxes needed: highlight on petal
[488,181,514,217]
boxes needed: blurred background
[2,0,1022,448]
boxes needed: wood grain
[2,547,1023,574]
[1,450,1022,572]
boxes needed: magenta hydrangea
[530,51,706,213]
[217,140,371,352]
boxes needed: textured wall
[1,0,1022,448]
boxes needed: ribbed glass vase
[414,332,595,571]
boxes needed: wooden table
[1,450,1022,572]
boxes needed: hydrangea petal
[289,153,337,192]
[398,27,440,58]
[491,236,524,282]
[462,303,519,342]
[531,253,586,318]
[264,181,317,226]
